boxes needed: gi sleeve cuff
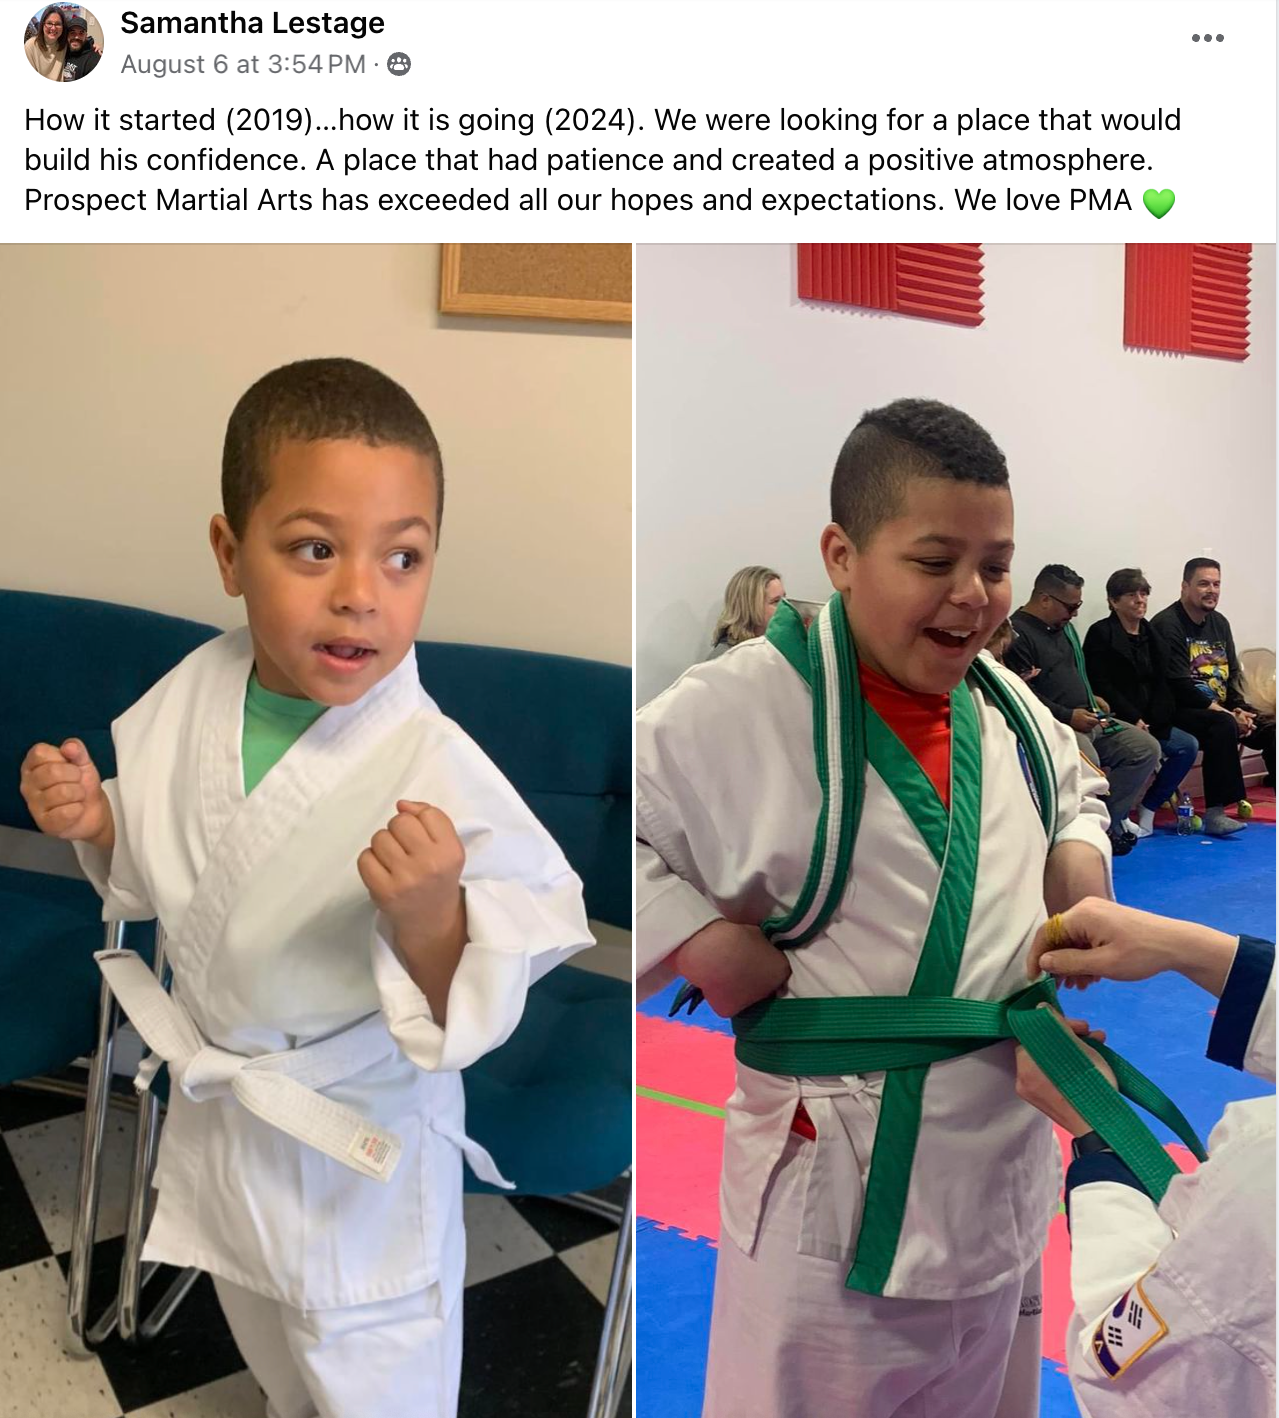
[1067,1174,1172,1331]
[71,778,155,921]
[72,836,112,901]
[635,841,722,996]
[1065,1152,1150,1230]
[1207,935,1275,1072]
[373,873,593,1074]
[1048,816,1115,902]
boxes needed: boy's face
[210,437,439,706]
[821,477,1014,695]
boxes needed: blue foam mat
[1039,1362,1082,1418]
[637,1221,718,1416]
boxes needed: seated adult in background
[1083,568,1199,839]
[1151,557,1277,807]
[983,617,1017,665]
[1006,564,1160,856]
[984,617,1041,682]
[707,565,785,660]
[1015,897,1274,1418]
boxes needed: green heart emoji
[1143,188,1175,219]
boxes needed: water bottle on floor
[1176,793,1194,836]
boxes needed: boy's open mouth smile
[315,640,377,671]
[922,626,977,654]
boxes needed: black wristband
[1071,1130,1115,1161]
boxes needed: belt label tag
[348,1127,395,1176]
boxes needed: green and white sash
[676,595,1207,1296]
[1065,621,1123,734]
[760,595,1057,947]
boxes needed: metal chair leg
[64,919,127,1358]
[117,1067,162,1343]
[585,1180,633,1418]
[137,1265,202,1341]
[554,1188,626,1225]
[67,920,200,1350]
[114,922,195,1346]
[87,1260,160,1345]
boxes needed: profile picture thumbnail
[24,4,103,82]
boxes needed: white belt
[95,949,512,1190]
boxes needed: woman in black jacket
[1083,568,1200,837]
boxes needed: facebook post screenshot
[3,3,1276,1418]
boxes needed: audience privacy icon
[387,52,411,75]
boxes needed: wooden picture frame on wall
[439,244,631,325]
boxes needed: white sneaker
[1120,818,1144,837]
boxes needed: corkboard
[440,244,631,324]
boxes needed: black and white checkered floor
[0,1082,627,1418]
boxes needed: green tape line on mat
[636,1085,726,1119]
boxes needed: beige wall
[0,244,631,666]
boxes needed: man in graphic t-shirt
[1150,558,1275,825]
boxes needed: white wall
[0,243,631,667]
[636,243,1276,705]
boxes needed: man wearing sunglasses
[1006,564,1160,856]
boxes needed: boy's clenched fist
[358,799,466,950]
[20,738,115,850]
[358,800,468,1024]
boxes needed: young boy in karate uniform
[20,358,594,1418]
[637,399,1114,1418]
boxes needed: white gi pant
[214,1276,461,1418]
[703,1133,1043,1418]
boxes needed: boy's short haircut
[1032,564,1084,596]
[222,358,443,540]
[1183,556,1221,582]
[1106,567,1151,601]
[830,398,1009,548]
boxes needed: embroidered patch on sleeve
[1090,1276,1168,1380]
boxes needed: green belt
[735,975,1208,1291]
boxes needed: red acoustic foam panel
[798,243,984,326]
[1124,243,1250,360]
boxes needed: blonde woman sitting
[708,566,786,660]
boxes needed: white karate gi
[1065,953,1276,1418]
[75,629,593,1418]
[636,637,1113,1418]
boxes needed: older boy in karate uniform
[21,359,593,1418]
[637,400,1113,1418]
